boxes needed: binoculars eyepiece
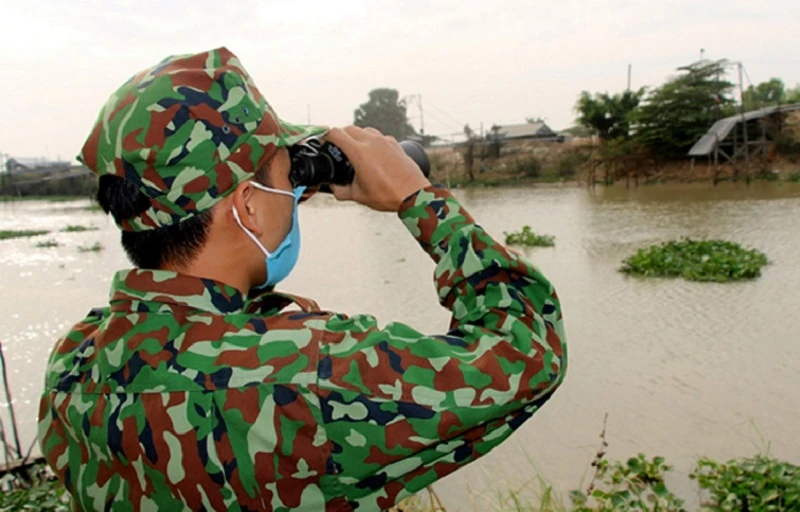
[289,138,430,189]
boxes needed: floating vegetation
[0,195,83,203]
[77,242,104,253]
[0,229,50,241]
[504,225,555,247]
[620,239,768,282]
[61,225,98,233]
[35,239,60,248]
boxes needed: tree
[633,60,734,158]
[574,88,645,141]
[785,84,800,104]
[353,88,417,139]
[743,78,786,110]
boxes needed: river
[1,182,799,508]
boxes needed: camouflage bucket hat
[79,47,326,231]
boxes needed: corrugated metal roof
[495,122,556,139]
[688,103,800,156]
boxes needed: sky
[2,0,800,162]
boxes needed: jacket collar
[109,269,246,314]
[108,269,321,316]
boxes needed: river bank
[429,139,800,189]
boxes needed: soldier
[38,47,567,511]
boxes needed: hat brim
[278,120,328,147]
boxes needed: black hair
[96,165,271,269]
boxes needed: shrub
[692,455,800,511]
[511,155,543,178]
[556,152,590,178]
[0,463,71,511]
[504,226,555,247]
[570,454,685,511]
[620,239,768,282]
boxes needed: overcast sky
[2,0,799,162]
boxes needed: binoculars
[289,138,430,189]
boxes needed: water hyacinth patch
[61,225,98,232]
[77,242,104,253]
[620,239,768,282]
[504,225,556,247]
[0,229,50,241]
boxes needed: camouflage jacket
[38,186,567,511]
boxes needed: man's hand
[325,126,431,212]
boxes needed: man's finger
[329,184,353,202]
[326,126,363,157]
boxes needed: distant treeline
[574,59,800,159]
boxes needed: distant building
[491,122,560,141]
[5,157,71,175]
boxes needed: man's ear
[231,180,264,236]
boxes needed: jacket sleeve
[315,185,567,510]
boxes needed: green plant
[61,225,98,233]
[556,152,590,178]
[570,454,685,511]
[787,172,800,183]
[77,242,104,253]
[0,464,71,511]
[504,226,555,247]
[691,455,800,511]
[35,239,60,248]
[0,230,50,241]
[620,239,768,282]
[511,156,543,178]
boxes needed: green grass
[61,225,98,233]
[84,204,104,212]
[504,226,556,247]
[35,239,60,248]
[788,172,800,183]
[77,241,104,253]
[0,229,50,241]
[621,239,768,282]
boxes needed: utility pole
[416,94,424,135]
[738,62,749,166]
[404,94,425,136]
[627,64,632,91]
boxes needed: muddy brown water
[2,182,799,507]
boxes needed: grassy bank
[428,138,800,189]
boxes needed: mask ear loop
[249,181,295,199]
[232,205,271,258]
[231,181,298,257]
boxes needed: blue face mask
[232,183,306,288]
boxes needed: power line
[425,101,466,128]
[418,108,463,134]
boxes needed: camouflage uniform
[38,48,567,511]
